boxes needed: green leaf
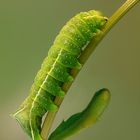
[48,88,111,140]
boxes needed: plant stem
[41,0,140,139]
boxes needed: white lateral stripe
[29,48,63,138]
[13,105,26,117]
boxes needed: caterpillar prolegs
[13,10,108,140]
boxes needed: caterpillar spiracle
[13,10,108,140]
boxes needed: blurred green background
[0,0,140,140]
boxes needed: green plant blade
[48,88,111,140]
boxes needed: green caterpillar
[13,10,108,140]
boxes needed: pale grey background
[0,0,140,140]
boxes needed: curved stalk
[41,0,140,139]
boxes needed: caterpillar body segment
[13,10,108,140]
[13,85,58,140]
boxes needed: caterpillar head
[85,10,108,29]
